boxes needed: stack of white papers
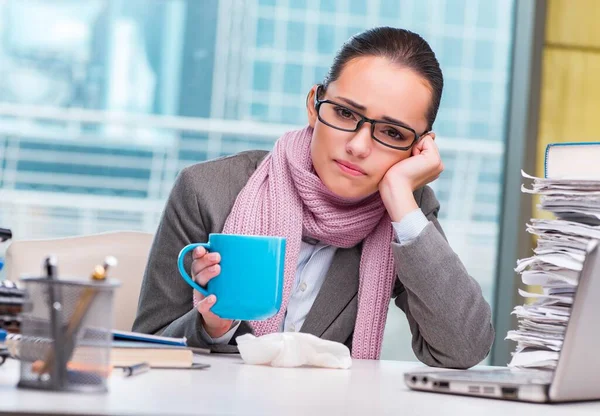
[522,171,600,225]
[506,171,600,370]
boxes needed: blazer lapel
[300,244,361,337]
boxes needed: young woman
[133,27,494,368]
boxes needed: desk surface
[1,354,600,416]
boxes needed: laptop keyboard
[437,369,553,384]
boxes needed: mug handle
[177,243,210,296]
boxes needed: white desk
[1,354,600,415]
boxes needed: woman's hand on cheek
[383,135,444,191]
[378,135,444,222]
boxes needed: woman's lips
[334,160,366,176]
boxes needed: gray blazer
[132,150,494,368]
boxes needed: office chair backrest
[5,231,154,331]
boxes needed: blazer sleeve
[131,165,253,352]
[391,186,495,369]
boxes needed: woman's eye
[335,107,355,120]
[384,129,403,140]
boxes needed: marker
[122,362,150,377]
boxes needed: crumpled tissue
[236,332,352,369]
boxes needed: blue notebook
[112,329,187,346]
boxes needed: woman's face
[307,56,433,199]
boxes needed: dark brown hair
[322,27,443,130]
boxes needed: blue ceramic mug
[177,233,286,320]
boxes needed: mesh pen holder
[16,276,119,393]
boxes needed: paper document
[507,171,600,369]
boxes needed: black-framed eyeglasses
[314,84,430,151]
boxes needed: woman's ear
[306,85,319,128]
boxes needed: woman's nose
[345,122,372,158]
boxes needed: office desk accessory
[111,329,187,346]
[36,257,116,377]
[16,258,120,393]
[0,280,25,333]
[122,362,150,377]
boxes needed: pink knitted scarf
[197,125,396,359]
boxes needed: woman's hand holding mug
[191,246,233,338]
[178,233,286,329]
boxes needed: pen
[122,362,150,377]
[39,255,68,386]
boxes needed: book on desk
[70,340,209,369]
[545,142,600,178]
[108,330,210,369]
[108,341,207,369]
